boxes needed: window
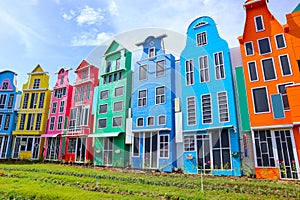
[113,101,123,112]
[262,58,276,81]
[80,86,84,102]
[29,93,38,109]
[1,82,8,90]
[57,116,63,130]
[82,69,87,80]
[278,83,293,110]
[133,133,140,157]
[103,76,107,85]
[99,104,108,114]
[139,65,148,81]
[158,115,166,125]
[218,92,229,122]
[103,137,113,166]
[68,138,76,153]
[159,135,169,158]
[115,86,124,97]
[196,32,207,46]
[52,102,57,114]
[59,101,65,113]
[7,94,14,109]
[108,75,112,83]
[248,61,258,81]
[245,42,254,56]
[155,86,165,104]
[19,114,26,130]
[33,79,40,89]
[73,88,78,103]
[98,118,107,129]
[86,84,91,100]
[69,108,76,131]
[199,56,209,82]
[60,75,64,84]
[148,47,155,58]
[252,87,270,113]
[156,60,165,77]
[113,116,122,127]
[212,129,231,169]
[138,90,147,107]
[254,130,275,167]
[35,114,42,130]
[147,116,154,126]
[118,72,122,80]
[279,55,292,76]
[187,96,197,126]
[26,113,35,130]
[0,114,3,129]
[82,106,89,126]
[202,94,212,124]
[254,16,264,32]
[106,61,111,73]
[0,94,6,109]
[54,88,66,98]
[137,118,144,127]
[258,38,271,55]
[184,136,195,151]
[116,58,121,70]
[22,93,29,109]
[100,90,109,100]
[275,34,286,49]
[38,93,45,108]
[214,52,225,79]
[4,114,10,130]
[50,117,55,130]
[185,60,194,85]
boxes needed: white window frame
[137,118,144,127]
[19,114,26,130]
[247,61,259,82]
[1,81,8,90]
[257,37,272,55]
[22,93,29,109]
[159,134,169,158]
[113,101,123,112]
[4,114,10,130]
[0,114,3,129]
[116,58,121,70]
[26,113,35,131]
[155,86,166,105]
[156,60,166,77]
[185,59,194,86]
[217,91,229,123]
[59,101,65,113]
[196,31,208,46]
[7,94,14,109]
[33,79,40,89]
[138,89,147,107]
[52,102,57,114]
[81,106,90,126]
[261,57,277,81]
[251,86,271,114]
[50,116,55,131]
[277,82,294,111]
[254,15,265,32]
[139,65,148,81]
[187,96,197,126]
[201,94,212,124]
[0,94,6,109]
[98,118,107,129]
[279,54,292,77]
[132,132,140,157]
[199,55,210,83]
[35,113,42,130]
[147,116,155,126]
[214,51,225,80]
[99,104,108,114]
[274,33,286,49]
[148,47,155,58]
[38,92,45,108]
[112,116,122,127]
[244,41,254,56]
[57,116,63,130]
[158,115,166,126]
[184,135,195,152]
[114,86,124,97]
[100,90,109,100]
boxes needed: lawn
[0,162,299,199]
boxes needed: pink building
[42,68,73,161]
[64,60,99,163]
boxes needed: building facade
[91,40,132,168]
[42,68,73,161]
[238,0,300,179]
[65,60,99,163]
[0,70,20,159]
[130,35,177,172]
[12,65,51,160]
[179,16,241,176]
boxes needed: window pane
[156,60,165,77]
[275,34,286,49]
[99,104,107,114]
[255,16,264,31]
[258,38,271,54]
[245,42,254,56]
[115,86,124,97]
[113,117,122,127]
[252,88,269,113]
[139,65,148,81]
[279,55,291,76]
[100,90,109,100]
[262,58,276,80]
[248,62,258,81]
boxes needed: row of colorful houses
[1,0,300,180]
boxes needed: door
[274,130,299,179]
[46,137,60,160]
[32,137,40,160]
[103,137,113,166]
[76,137,86,163]
[197,134,211,174]
[144,132,158,169]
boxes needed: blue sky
[0,0,298,89]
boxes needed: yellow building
[12,65,51,160]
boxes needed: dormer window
[33,79,40,89]
[196,32,207,46]
[82,69,87,80]
[106,61,111,73]
[254,16,264,32]
[148,47,155,58]
[2,82,8,90]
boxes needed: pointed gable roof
[75,59,91,72]
[27,64,48,75]
[103,40,124,56]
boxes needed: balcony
[66,126,90,136]
[73,77,94,86]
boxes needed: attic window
[2,82,8,90]
[194,21,208,29]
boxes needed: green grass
[0,163,299,199]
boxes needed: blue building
[178,16,241,176]
[130,35,177,172]
[0,70,20,159]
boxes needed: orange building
[238,0,300,180]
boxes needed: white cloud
[71,30,112,46]
[109,0,119,16]
[62,10,75,21]
[76,6,104,26]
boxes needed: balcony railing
[73,77,94,86]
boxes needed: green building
[90,40,132,167]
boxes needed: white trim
[201,93,213,124]
[278,54,293,77]
[97,118,107,129]
[158,114,166,126]
[276,82,294,111]
[114,86,124,97]
[138,89,147,107]
[49,116,56,131]
[57,115,63,130]
[251,124,293,130]
[148,47,155,59]
[159,134,169,159]
[217,91,230,123]
[112,116,122,127]
[155,86,166,105]
[251,86,271,114]
[244,41,254,56]
[102,137,113,166]
[132,128,171,132]
[196,31,208,47]
[214,51,226,80]
[59,100,65,113]
[99,103,108,114]
[274,33,287,50]
[261,57,277,82]
[142,131,159,169]
[136,117,144,127]
[254,15,265,32]
[257,37,272,55]
[100,90,109,100]
[138,64,148,81]
[198,55,210,83]
[155,59,166,78]
[247,61,259,82]
[113,101,124,112]
[185,59,195,86]
[132,132,140,157]
[186,96,197,126]
[146,116,155,126]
